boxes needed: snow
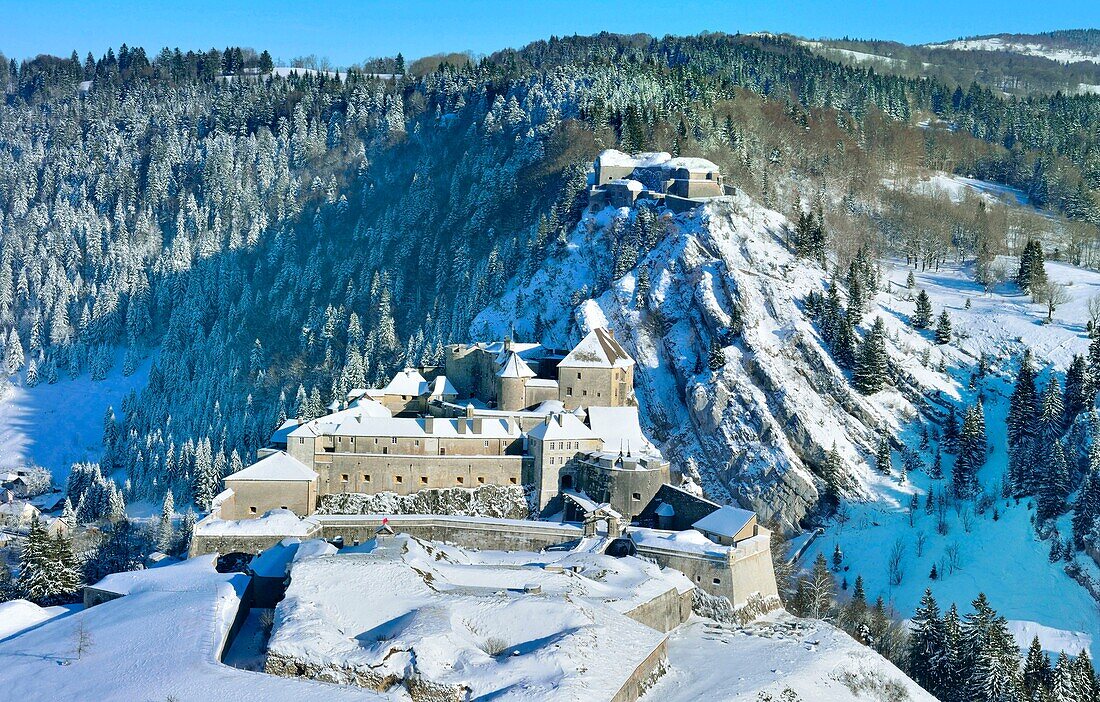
[692,505,756,539]
[0,600,71,641]
[289,414,519,440]
[496,351,536,378]
[270,66,348,80]
[1008,620,1092,657]
[587,406,661,456]
[800,40,905,67]
[0,350,153,482]
[598,149,672,169]
[558,327,634,369]
[884,172,1036,210]
[925,37,1100,65]
[629,526,731,557]
[224,451,317,482]
[267,534,680,699]
[805,256,1100,657]
[0,554,387,702]
[526,412,598,441]
[641,614,937,701]
[198,508,315,537]
[381,367,426,396]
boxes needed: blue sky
[1,0,1097,66]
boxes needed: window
[484,440,489,447]
[582,390,587,397]
[249,506,258,514]
[576,372,581,379]
[414,440,420,447]
[363,474,370,482]
[421,476,428,484]
[457,476,464,484]
[298,437,304,444]
[391,437,398,444]
[712,578,721,585]
[395,475,403,484]
[439,447,447,456]
[382,447,388,455]
[566,387,573,396]
[341,473,349,482]
[632,492,641,501]
[510,477,518,485]
[477,476,486,484]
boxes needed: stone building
[220,452,319,520]
[222,326,664,521]
[588,149,731,213]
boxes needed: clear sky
[1,0,1098,66]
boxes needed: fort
[587,149,734,212]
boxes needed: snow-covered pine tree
[1008,350,1039,492]
[1064,354,1090,425]
[157,490,175,553]
[707,337,725,372]
[1016,638,1051,702]
[907,589,948,698]
[875,435,892,475]
[18,516,53,604]
[854,317,888,394]
[807,552,835,619]
[953,403,985,498]
[934,309,952,345]
[913,289,933,329]
[1038,442,1071,520]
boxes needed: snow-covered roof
[586,406,659,457]
[559,327,634,369]
[0,600,67,641]
[424,375,458,397]
[291,404,393,437]
[0,501,38,517]
[496,351,536,378]
[597,149,672,169]
[528,412,600,441]
[269,418,300,445]
[224,452,317,482]
[692,505,756,539]
[526,378,559,388]
[289,415,520,440]
[382,368,427,396]
[610,178,645,191]
[666,156,720,173]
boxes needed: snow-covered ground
[643,614,935,701]
[0,351,152,482]
[884,172,1037,210]
[0,556,388,702]
[807,257,1100,658]
[925,37,1100,65]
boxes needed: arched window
[560,474,574,490]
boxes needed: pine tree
[707,337,725,372]
[19,516,53,604]
[831,543,843,572]
[854,317,888,394]
[875,435,892,475]
[1074,438,1100,549]
[954,403,985,498]
[157,490,175,553]
[1039,442,1072,520]
[908,589,948,698]
[1064,354,1090,425]
[1008,350,1039,492]
[930,445,944,480]
[913,289,933,329]
[1022,636,1051,699]
[1071,650,1098,702]
[935,310,952,345]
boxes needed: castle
[219,327,669,522]
[587,149,732,212]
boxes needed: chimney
[555,414,564,427]
[457,418,467,434]
[506,416,516,434]
[465,403,475,419]
[472,418,483,434]
[424,416,435,433]
[543,415,552,426]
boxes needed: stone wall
[633,533,778,608]
[610,637,669,702]
[621,586,692,633]
[189,518,324,557]
[316,453,527,495]
[313,514,582,552]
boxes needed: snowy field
[808,256,1100,658]
[643,614,935,701]
[0,350,151,483]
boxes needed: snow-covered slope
[643,614,936,702]
[475,196,914,531]
[476,192,1100,658]
[925,36,1100,65]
